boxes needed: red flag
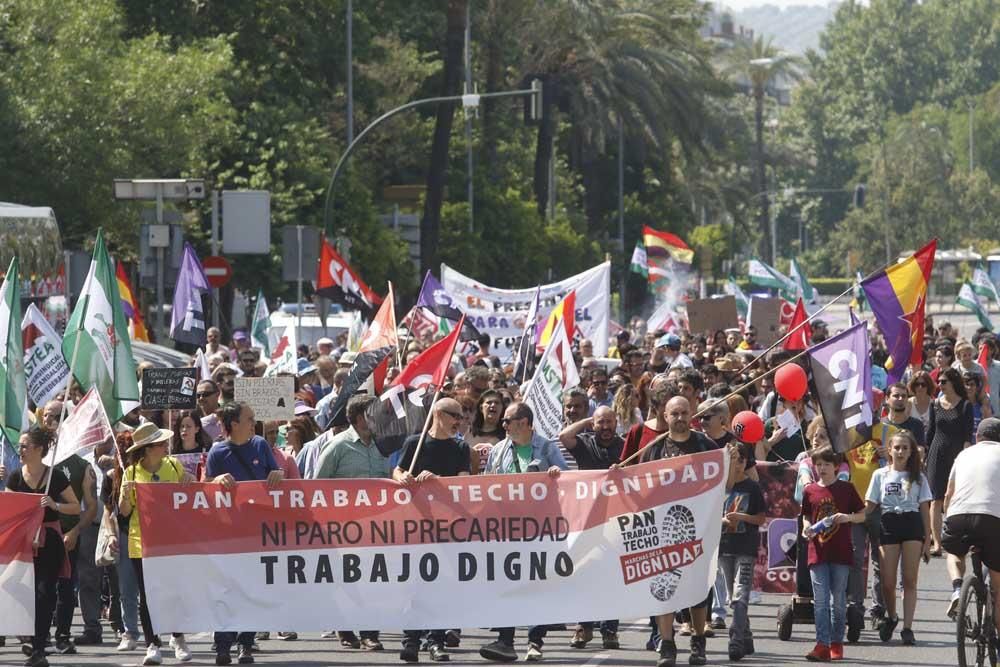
[393,316,465,391]
[315,237,382,317]
[359,283,398,353]
[783,298,812,351]
[979,341,992,396]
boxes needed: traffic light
[853,184,866,208]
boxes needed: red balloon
[732,411,765,443]
[775,363,809,402]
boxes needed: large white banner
[137,452,727,632]
[441,262,611,358]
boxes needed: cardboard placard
[141,368,198,410]
[234,376,295,422]
[748,297,783,347]
[686,295,738,334]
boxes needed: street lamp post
[747,187,853,265]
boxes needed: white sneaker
[526,642,543,661]
[948,588,961,619]
[172,635,192,662]
[142,644,163,666]
[117,635,137,652]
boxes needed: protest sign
[21,303,70,407]
[0,492,44,634]
[141,367,198,410]
[137,450,727,632]
[752,462,799,594]
[43,388,114,466]
[747,297,783,347]
[685,296,738,335]
[441,262,610,359]
[172,452,206,479]
[522,322,579,441]
[234,376,295,421]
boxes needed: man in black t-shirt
[557,406,625,650]
[392,398,470,663]
[882,382,926,448]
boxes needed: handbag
[95,514,118,567]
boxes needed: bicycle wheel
[958,574,990,667]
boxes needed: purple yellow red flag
[861,239,936,383]
[115,261,149,342]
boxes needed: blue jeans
[712,566,729,621]
[810,562,850,646]
[115,526,140,639]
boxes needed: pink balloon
[775,363,809,402]
[731,411,765,443]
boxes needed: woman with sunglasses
[4,428,80,667]
[906,371,935,436]
[925,367,974,560]
[119,422,195,666]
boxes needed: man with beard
[881,383,926,450]
[558,406,625,650]
[639,396,716,666]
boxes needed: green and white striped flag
[748,259,797,300]
[62,230,140,424]
[629,239,648,279]
[972,263,1000,310]
[0,257,28,447]
[789,257,818,305]
[957,282,993,331]
[250,288,271,357]
[723,276,750,316]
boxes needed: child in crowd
[800,446,866,662]
[865,431,932,645]
[719,441,766,661]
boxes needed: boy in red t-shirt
[800,446,866,662]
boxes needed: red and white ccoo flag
[0,492,44,634]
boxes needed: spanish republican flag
[115,261,149,342]
[642,226,694,265]
[861,239,936,382]
[536,290,576,352]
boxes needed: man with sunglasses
[479,402,567,662]
[588,368,613,412]
[393,398,472,663]
[197,380,224,442]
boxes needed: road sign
[203,255,233,288]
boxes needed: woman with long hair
[169,411,211,454]
[118,423,195,665]
[468,390,505,474]
[4,428,80,667]
[284,416,318,457]
[930,345,955,385]
[906,371,935,435]
[612,383,643,437]
[865,431,931,645]
[962,371,993,436]
[925,367,974,558]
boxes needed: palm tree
[722,35,805,258]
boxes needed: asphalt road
[1,554,965,667]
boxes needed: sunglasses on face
[196,391,218,398]
[440,410,463,420]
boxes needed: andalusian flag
[0,257,28,446]
[789,258,818,305]
[536,290,576,352]
[958,283,993,331]
[723,276,750,317]
[748,259,797,299]
[850,271,868,312]
[861,239,936,382]
[250,289,271,357]
[629,238,648,279]
[115,261,149,342]
[972,263,1000,310]
[63,230,140,423]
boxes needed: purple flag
[414,271,480,341]
[806,321,873,453]
[170,243,210,346]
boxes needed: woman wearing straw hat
[4,428,81,667]
[118,422,195,666]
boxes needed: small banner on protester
[685,296,738,335]
[21,303,70,407]
[43,387,114,467]
[141,368,198,410]
[234,376,295,422]
[522,321,580,441]
[136,451,727,632]
[752,462,800,595]
[0,492,44,634]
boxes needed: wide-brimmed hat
[125,422,174,454]
[715,353,744,373]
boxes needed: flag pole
[733,249,912,379]
[406,386,443,476]
[620,348,811,466]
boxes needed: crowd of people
[3,314,1000,667]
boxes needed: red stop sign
[203,255,233,288]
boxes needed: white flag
[522,322,579,441]
[265,326,298,376]
[21,303,71,408]
[44,388,114,467]
[193,348,212,382]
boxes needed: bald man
[558,405,625,650]
[392,397,471,663]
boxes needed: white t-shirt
[865,467,931,514]
[947,441,1000,519]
